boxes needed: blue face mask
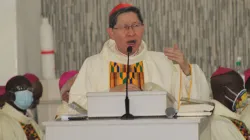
[224,87,248,112]
[14,90,33,110]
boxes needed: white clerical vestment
[206,100,250,140]
[69,39,211,110]
[240,104,250,129]
[0,103,44,140]
[55,101,71,119]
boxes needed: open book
[177,97,214,117]
[68,101,87,114]
[177,112,212,117]
[56,102,88,121]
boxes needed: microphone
[127,46,132,54]
[165,107,177,119]
[121,46,134,120]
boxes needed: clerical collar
[114,44,144,57]
[100,39,148,65]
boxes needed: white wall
[16,0,42,77]
[0,0,41,85]
[0,0,18,85]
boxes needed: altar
[43,117,210,140]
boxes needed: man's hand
[164,44,191,75]
[62,91,69,103]
[110,84,141,92]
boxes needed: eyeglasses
[9,85,33,93]
[113,23,144,33]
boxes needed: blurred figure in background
[55,70,78,119]
[0,86,6,108]
[24,73,43,123]
[244,69,250,93]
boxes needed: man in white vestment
[245,69,250,93]
[208,67,250,140]
[0,76,44,140]
[56,70,78,119]
[69,3,211,110]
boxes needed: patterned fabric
[230,119,250,140]
[20,122,40,140]
[110,61,144,89]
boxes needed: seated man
[245,69,250,93]
[209,67,250,140]
[24,73,43,109]
[24,73,43,123]
[56,70,78,119]
[0,86,5,108]
[69,3,211,110]
[241,68,250,131]
[0,76,43,140]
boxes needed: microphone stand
[121,46,134,120]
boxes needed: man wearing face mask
[69,3,211,110]
[240,68,250,134]
[24,73,43,123]
[208,67,250,140]
[244,69,250,93]
[0,76,43,140]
